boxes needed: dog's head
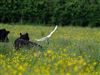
[0,29,10,42]
[19,33,29,41]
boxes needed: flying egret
[35,25,58,42]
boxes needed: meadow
[0,24,100,75]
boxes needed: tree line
[0,0,100,27]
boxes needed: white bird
[35,25,58,42]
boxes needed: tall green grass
[0,24,100,75]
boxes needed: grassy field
[0,24,100,75]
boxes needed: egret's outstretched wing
[35,26,58,41]
[47,25,57,38]
[35,36,48,41]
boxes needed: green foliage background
[0,0,100,27]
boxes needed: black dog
[14,33,42,50]
[19,33,29,41]
[0,29,10,42]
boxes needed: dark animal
[14,33,42,50]
[19,33,29,41]
[0,29,10,42]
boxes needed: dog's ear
[7,31,10,33]
[26,33,28,36]
[20,33,22,36]
[0,29,6,31]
